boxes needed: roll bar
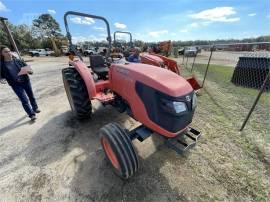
[64,11,112,60]
[113,31,133,48]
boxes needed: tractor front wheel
[62,67,92,119]
[99,123,139,179]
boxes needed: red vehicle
[140,53,202,91]
[63,11,201,179]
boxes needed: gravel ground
[0,56,269,201]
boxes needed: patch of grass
[169,60,270,201]
[192,63,270,105]
[195,63,233,82]
[177,60,270,201]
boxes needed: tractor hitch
[165,127,201,154]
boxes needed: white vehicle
[29,49,52,57]
[83,48,97,56]
[184,47,198,57]
[45,48,55,55]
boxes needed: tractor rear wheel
[99,123,139,179]
[62,67,92,119]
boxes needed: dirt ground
[0,56,269,201]
[181,50,261,67]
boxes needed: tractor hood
[111,63,193,97]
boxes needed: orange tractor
[150,40,172,57]
[158,40,172,57]
[63,11,201,179]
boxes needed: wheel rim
[102,137,120,170]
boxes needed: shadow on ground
[0,115,33,136]
[25,105,189,201]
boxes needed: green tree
[0,21,11,47]
[12,24,42,50]
[0,21,41,52]
[33,14,62,55]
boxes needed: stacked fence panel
[231,55,270,90]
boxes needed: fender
[70,60,96,99]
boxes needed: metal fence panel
[177,42,270,132]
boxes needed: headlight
[192,93,197,109]
[161,99,187,114]
[172,101,187,113]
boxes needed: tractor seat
[89,55,109,78]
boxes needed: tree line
[171,36,270,47]
[1,13,269,51]
[0,14,68,53]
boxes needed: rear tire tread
[62,67,92,118]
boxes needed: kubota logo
[116,66,129,76]
[186,95,191,102]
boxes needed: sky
[0,0,270,43]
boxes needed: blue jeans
[11,81,38,117]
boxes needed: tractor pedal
[165,127,201,154]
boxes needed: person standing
[128,48,141,63]
[0,46,40,121]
